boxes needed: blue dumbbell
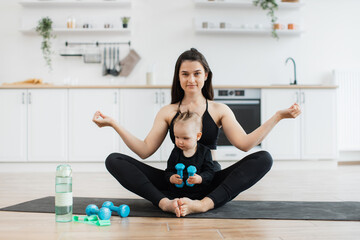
[186,165,197,187]
[102,201,130,218]
[85,204,112,220]
[175,163,185,188]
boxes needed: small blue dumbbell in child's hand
[175,163,185,188]
[102,201,130,218]
[186,165,197,187]
[85,204,112,220]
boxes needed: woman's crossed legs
[105,151,273,217]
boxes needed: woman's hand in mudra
[277,103,301,120]
[92,111,115,128]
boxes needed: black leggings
[105,151,273,208]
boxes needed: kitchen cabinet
[0,89,67,162]
[0,88,173,163]
[119,89,172,161]
[0,90,27,162]
[0,86,338,164]
[261,88,337,160]
[27,89,68,162]
[68,89,120,162]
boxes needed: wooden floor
[1,163,360,240]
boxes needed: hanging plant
[35,17,56,71]
[253,0,279,39]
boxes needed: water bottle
[55,164,72,222]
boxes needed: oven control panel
[218,90,244,97]
[214,89,260,99]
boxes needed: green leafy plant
[35,17,56,71]
[253,0,279,39]
[121,17,130,28]
[121,17,130,24]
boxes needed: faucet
[285,57,297,85]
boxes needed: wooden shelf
[194,0,304,9]
[19,0,131,8]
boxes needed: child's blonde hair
[173,110,202,132]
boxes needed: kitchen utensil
[83,47,101,64]
[102,47,107,76]
[107,46,112,75]
[110,47,119,76]
[115,47,121,73]
[83,53,101,63]
[59,47,83,57]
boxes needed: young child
[165,111,215,196]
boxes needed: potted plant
[35,17,56,71]
[253,0,279,39]
[121,17,130,28]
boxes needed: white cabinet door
[0,90,27,162]
[261,89,301,159]
[27,89,68,162]
[159,89,173,161]
[119,89,161,161]
[301,89,337,159]
[262,88,337,160]
[69,89,119,162]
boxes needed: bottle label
[55,192,73,206]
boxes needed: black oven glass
[217,102,261,146]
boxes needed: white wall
[0,0,360,86]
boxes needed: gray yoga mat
[1,196,360,221]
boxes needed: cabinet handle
[155,92,159,104]
[161,92,165,104]
[225,153,237,157]
[301,92,305,104]
[114,92,117,104]
[22,92,25,104]
[295,92,299,104]
[28,92,32,104]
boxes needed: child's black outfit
[164,143,215,195]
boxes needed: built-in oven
[214,88,262,161]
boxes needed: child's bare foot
[177,197,214,217]
[159,198,181,217]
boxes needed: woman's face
[179,60,208,93]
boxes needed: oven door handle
[215,100,260,105]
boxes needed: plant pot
[122,23,128,28]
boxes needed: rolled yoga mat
[1,196,360,221]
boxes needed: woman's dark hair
[171,48,214,104]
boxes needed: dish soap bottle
[55,164,72,222]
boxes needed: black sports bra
[169,99,219,149]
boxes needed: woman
[93,48,301,217]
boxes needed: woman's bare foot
[177,197,214,217]
[159,198,181,217]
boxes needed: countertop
[0,84,338,89]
